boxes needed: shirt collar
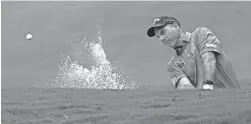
[183,32,191,42]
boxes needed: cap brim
[147,25,165,37]
[147,27,156,37]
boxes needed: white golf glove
[202,84,213,90]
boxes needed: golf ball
[26,34,32,40]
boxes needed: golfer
[147,16,240,90]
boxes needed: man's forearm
[201,52,217,84]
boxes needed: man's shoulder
[189,27,215,45]
[193,27,213,35]
[188,27,209,42]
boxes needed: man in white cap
[147,16,240,90]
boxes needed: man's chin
[167,44,179,49]
[166,43,181,49]
[165,43,173,48]
[173,45,183,49]
[166,42,178,48]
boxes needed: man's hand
[176,78,195,89]
[201,51,217,90]
[202,84,213,90]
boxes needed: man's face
[154,23,181,48]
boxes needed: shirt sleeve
[166,59,187,87]
[196,27,222,55]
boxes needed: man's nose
[159,35,165,41]
[156,35,160,39]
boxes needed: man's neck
[178,31,186,42]
[175,43,186,56]
[174,31,186,56]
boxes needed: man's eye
[160,30,166,35]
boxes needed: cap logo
[175,58,185,69]
[153,18,161,25]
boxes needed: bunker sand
[2,87,251,124]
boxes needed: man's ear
[173,22,180,28]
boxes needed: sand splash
[50,26,138,90]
